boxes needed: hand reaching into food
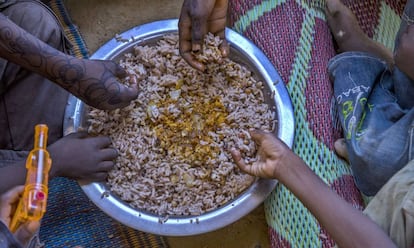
[47,132,118,182]
[230,129,293,180]
[57,58,139,110]
[230,129,396,248]
[0,13,138,111]
[178,0,229,71]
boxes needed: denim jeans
[328,51,414,196]
[327,0,414,196]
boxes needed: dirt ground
[62,0,271,247]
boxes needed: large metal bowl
[63,19,294,236]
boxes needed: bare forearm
[277,155,396,248]
[0,13,73,86]
[0,13,133,110]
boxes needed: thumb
[114,63,127,80]
[14,221,40,246]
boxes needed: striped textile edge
[47,0,89,59]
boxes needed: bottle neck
[34,124,48,149]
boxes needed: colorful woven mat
[39,1,169,247]
[228,0,406,247]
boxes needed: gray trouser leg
[0,0,71,163]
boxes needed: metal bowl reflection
[63,19,294,236]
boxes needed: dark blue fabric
[328,51,414,196]
[0,221,22,248]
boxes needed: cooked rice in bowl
[87,33,276,216]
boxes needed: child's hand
[230,129,293,179]
[48,132,118,181]
[0,186,40,247]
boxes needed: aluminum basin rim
[65,19,294,236]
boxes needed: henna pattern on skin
[0,15,60,67]
[81,61,124,106]
[0,13,136,110]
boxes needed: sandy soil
[63,0,270,247]
[63,0,183,54]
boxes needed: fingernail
[196,63,205,72]
[192,43,201,52]
[221,48,229,57]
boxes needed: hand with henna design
[53,58,139,110]
[0,10,132,192]
[178,0,229,72]
[0,13,138,110]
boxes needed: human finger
[0,186,24,225]
[97,161,115,172]
[127,73,140,92]
[0,186,24,206]
[113,62,127,79]
[90,136,113,149]
[89,172,110,182]
[181,52,205,72]
[14,221,40,246]
[230,148,251,174]
[99,148,118,161]
[179,8,206,71]
[178,8,192,52]
[190,11,208,53]
[218,33,229,58]
[205,8,228,55]
[114,62,138,94]
[67,131,88,139]
[118,85,139,107]
[400,25,414,44]
[101,61,138,106]
[249,129,269,145]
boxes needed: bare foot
[47,132,117,181]
[334,138,349,162]
[394,25,414,80]
[325,0,393,66]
